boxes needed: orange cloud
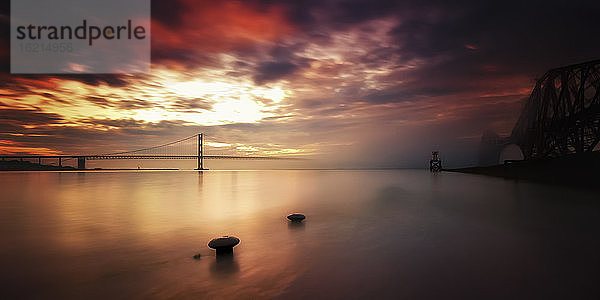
[14,78,59,90]
[0,139,17,145]
[152,0,295,54]
[0,145,63,155]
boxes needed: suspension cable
[99,134,198,156]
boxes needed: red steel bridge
[0,133,296,170]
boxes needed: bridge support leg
[77,157,86,170]
[59,157,62,167]
[430,160,442,172]
[38,157,41,165]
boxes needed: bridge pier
[77,157,86,169]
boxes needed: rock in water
[287,213,306,222]
[208,236,240,255]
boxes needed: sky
[1,0,599,168]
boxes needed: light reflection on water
[0,170,599,299]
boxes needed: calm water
[0,170,599,299]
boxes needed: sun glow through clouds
[165,78,289,124]
[1,66,292,128]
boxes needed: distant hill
[0,160,76,171]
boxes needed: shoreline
[0,160,179,171]
[446,151,600,190]
[0,160,76,171]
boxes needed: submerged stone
[287,213,306,222]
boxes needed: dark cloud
[1,74,130,91]
[275,0,600,99]
[0,108,64,127]
[86,96,113,108]
[329,0,404,25]
[60,74,130,87]
[151,0,186,28]
[38,92,69,104]
[79,118,148,129]
[151,47,222,70]
[253,61,300,84]
[382,0,600,76]
[117,98,158,110]
[253,46,313,84]
[66,95,161,111]
[363,89,413,104]
[172,98,214,111]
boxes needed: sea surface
[0,170,599,299]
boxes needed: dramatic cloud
[0,0,599,167]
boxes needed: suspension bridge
[0,133,297,170]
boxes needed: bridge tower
[77,156,86,169]
[196,133,208,170]
[430,151,442,172]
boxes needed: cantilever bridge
[480,59,600,165]
[0,133,296,170]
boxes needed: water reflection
[287,221,306,230]
[210,253,239,278]
[0,170,599,299]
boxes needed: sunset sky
[1,0,599,168]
